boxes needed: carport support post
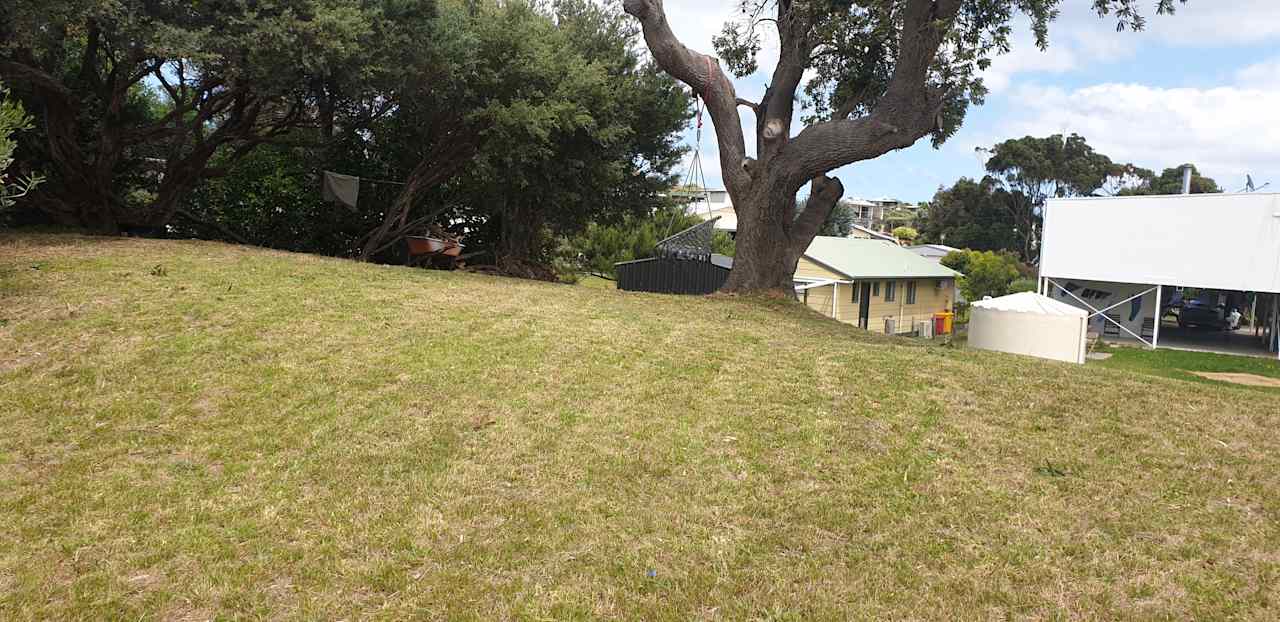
[1152,285,1162,349]
[1275,293,1280,359]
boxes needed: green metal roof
[802,236,961,280]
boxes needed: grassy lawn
[574,273,617,290]
[1093,344,1280,391]
[2,233,1280,619]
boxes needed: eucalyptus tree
[622,0,1184,294]
[982,133,1141,259]
[1120,163,1221,195]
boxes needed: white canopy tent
[1039,193,1280,358]
[969,292,1089,364]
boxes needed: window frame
[885,280,896,303]
[872,281,880,297]
[906,280,917,305]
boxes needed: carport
[1039,192,1280,360]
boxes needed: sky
[657,0,1280,203]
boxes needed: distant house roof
[802,237,961,280]
[702,208,897,243]
[909,244,959,257]
[850,224,898,242]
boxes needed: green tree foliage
[982,133,1146,260]
[820,201,855,237]
[1120,164,1221,195]
[797,197,854,237]
[920,178,1021,254]
[566,207,734,278]
[1009,277,1039,294]
[924,134,1153,262]
[942,249,1025,302]
[168,0,690,273]
[0,83,42,217]
[1,0,393,231]
[892,226,919,243]
[454,0,690,270]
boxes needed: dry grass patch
[2,233,1279,620]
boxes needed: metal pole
[832,283,838,320]
[1152,285,1162,350]
[1274,294,1279,359]
[1253,296,1259,337]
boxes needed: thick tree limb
[773,0,960,185]
[756,2,813,161]
[0,59,75,100]
[622,0,751,193]
[791,175,844,246]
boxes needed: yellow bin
[934,312,954,335]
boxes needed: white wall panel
[1041,194,1280,293]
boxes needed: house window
[885,281,896,302]
[906,281,917,305]
[872,281,880,297]
[851,282,859,303]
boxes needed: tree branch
[791,175,844,247]
[622,0,750,193]
[771,0,961,185]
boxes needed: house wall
[795,256,845,280]
[803,278,956,334]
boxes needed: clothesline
[358,177,406,186]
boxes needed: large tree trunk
[721,175,844,295]
[496,200,544,267]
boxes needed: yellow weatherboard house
[795,236,960,334]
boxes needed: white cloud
[981,0,1280,93]
[1144,0,1280,46]
[1236,56,1280,86]
[662,1,1280,193]
[998,76,1280,188]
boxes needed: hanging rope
[665,96,717,238]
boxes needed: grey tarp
[321,171,360,209]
